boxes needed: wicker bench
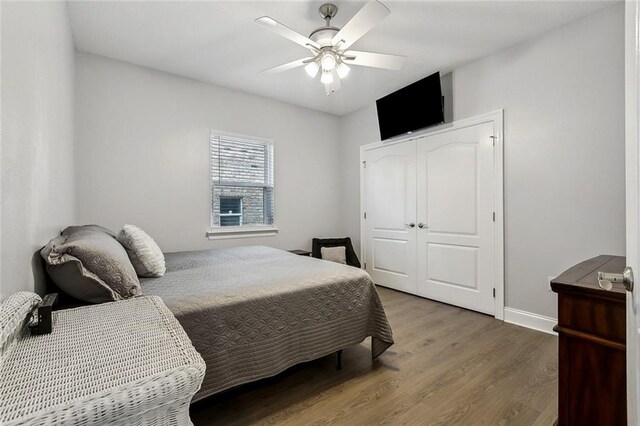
[0,292,205,425]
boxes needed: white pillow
[321,246,347,264]
[116,225,166,278]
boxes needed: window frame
[206,130,277,240]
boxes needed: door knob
[597,267,634,292]
[404,223,415,228]
[418,223,428,229]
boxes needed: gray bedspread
[141,246,393,401]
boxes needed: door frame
[626,0,639,422]
[360,110,505,320]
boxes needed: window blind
[210,131,274,228]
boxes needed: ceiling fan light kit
[304,61,320,78]
[256,0,406,95]
[336,62,350,79]
[321,51,337,71]
[321,70,333,84]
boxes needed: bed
[34,244,394,402]
[140,245,393,401]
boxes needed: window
[219,197,242,226]
[210,131,274,234]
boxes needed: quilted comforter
[141,245,394,401]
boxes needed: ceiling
[67,0,616,116]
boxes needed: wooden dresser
[551,255,627,426]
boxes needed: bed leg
[336,349,343,370]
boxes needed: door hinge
[493,288,496,298]
[490,135,497,146]
[492,212,495,222]
[362,161,367,168]
[364,212,367,219]
[364,262,367,269]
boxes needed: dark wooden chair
[311,237,361,268]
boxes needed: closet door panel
[371,156,407,230]
[363,141,417,294]
[427,243,478,290]
[416,122,495,315]
[426,144,478,235]
[372,238,408,275]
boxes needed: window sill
[206,226,279,240]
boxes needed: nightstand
[288,249,311,257]
[0,293,205,426]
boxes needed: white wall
[339,4,625,319]
[75,53,343,253]
[0,1,76,300]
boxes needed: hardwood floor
[190,287,558,425]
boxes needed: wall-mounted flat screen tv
[376,71,444,141]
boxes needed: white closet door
[416,122,495,315]
[363,141,417,294]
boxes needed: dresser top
[551,255,627,301]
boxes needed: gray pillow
[41,226,141,303]
[116,225,166,278]
[61,224,116,238]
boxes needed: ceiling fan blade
[256,16,320,51]
[260,57,315,74]
[331,1,390,51]
[343,50,405,70]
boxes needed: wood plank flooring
[190,287,558,425]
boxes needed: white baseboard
[503,307,557,335]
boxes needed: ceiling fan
[255,0,405,95]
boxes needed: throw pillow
[321,246,347,264]
[116,224,166,278]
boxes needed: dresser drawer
[556,292,626,344]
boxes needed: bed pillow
[320,246,347,264]
[41,227,141,303]
[116,225,166,278]
[61,224,116,238]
